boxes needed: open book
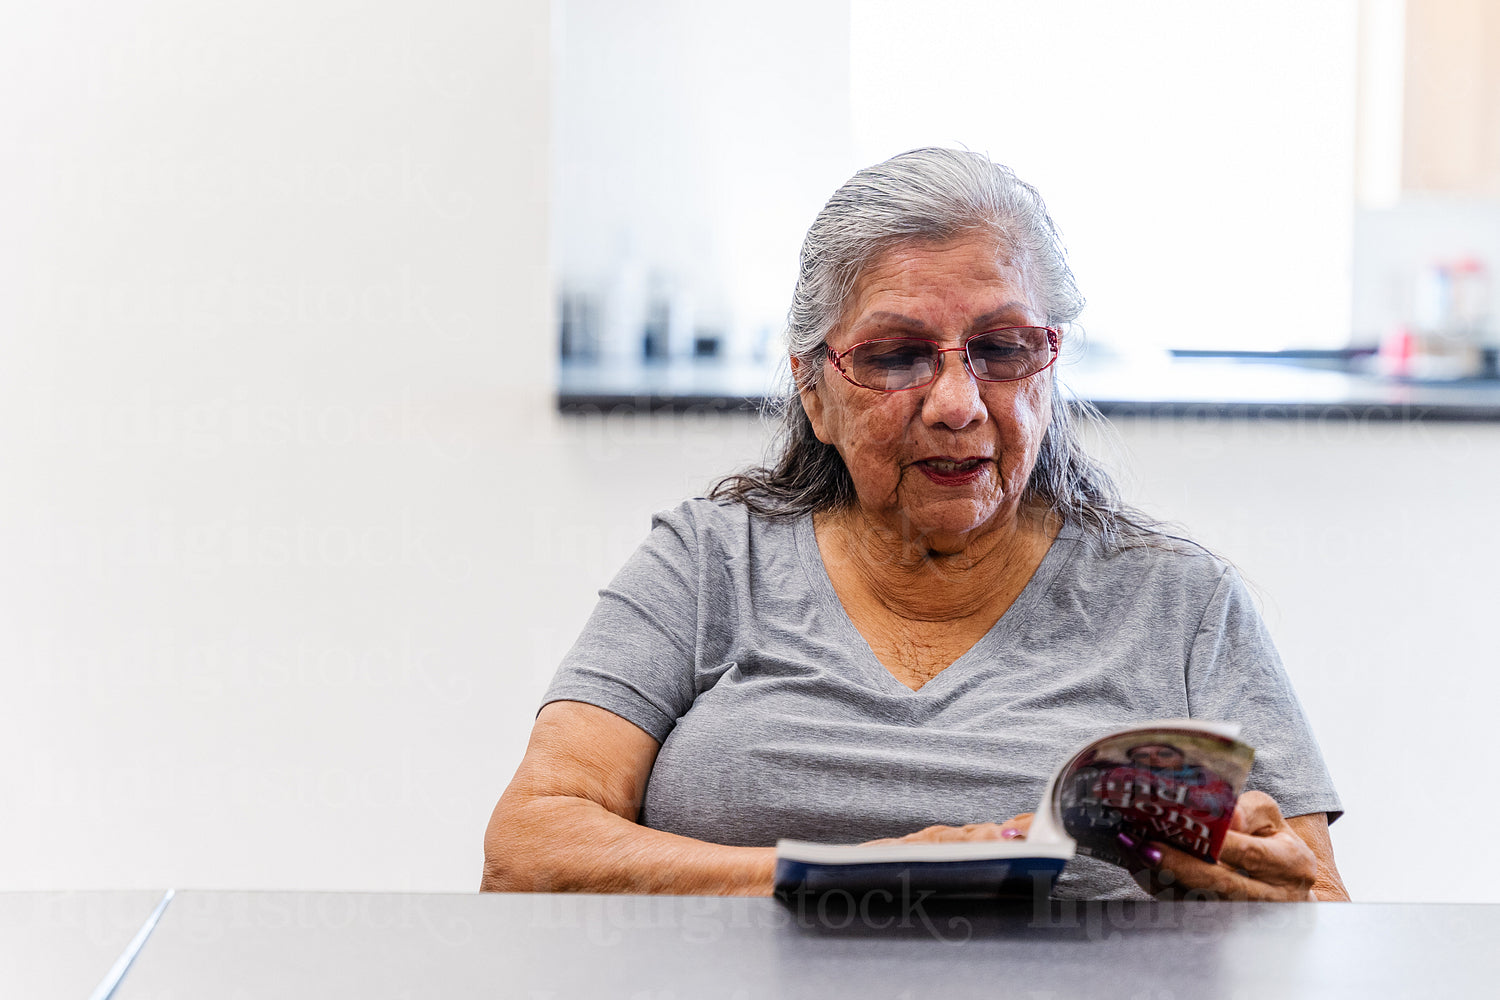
[774,720,1253,899]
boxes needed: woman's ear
[790,354,832,445]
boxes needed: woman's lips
[914,457,988,485]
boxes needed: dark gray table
[0,891,167,1000]
[106,891,1500,999]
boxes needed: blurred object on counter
[558,273,724,364]
[1376,326,1414,379]
[1384,255,1495,379]
[599,238,648,361]
[1353,196,1500,382]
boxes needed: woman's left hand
[1137,790,1317,901]
[1001,793,1328,901]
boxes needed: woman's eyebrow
[971,302,1035,329]
[857,311,933,336]
[856,302,1036,337]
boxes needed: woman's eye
[971,342,1025,362]
[861,345,929,368]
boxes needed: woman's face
[1129,745,1187,771]
[798,236,1054,552]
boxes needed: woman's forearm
[481,792,776,896]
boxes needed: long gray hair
[710,148,1160,549]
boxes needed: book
[773,720,1253,900]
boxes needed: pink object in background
[1379,325,1413,377]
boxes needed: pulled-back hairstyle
[710,147,1161,549]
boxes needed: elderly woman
[484,148,1347,901]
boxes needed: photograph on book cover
[1057,730,1254,868]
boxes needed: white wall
[5,0,1495,904]
[1,0,556,891]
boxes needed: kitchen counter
[557,352,1500,420]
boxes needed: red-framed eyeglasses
[825,327,1059,392]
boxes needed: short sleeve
[1187,567,1344,823]
[540,504,706,742]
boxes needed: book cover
[1054,726,1252,868]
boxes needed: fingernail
[1116,832,1138,850]
[1001,828,1023,840]
[1141,846,1164,867]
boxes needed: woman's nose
[921,352,985,430]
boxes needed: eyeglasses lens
[844,342,937,391]
[844,328,1052,390]
[965,328,1050,381]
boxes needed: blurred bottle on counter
[666,283,697,361]
[1377,324,1414,378]
[643,273,720,361]
[642,287,669,361]
[600,237,649,361]
[1451,258,1489,338]
[558,286,599,360]
[642,273,697,361]
[1451,258,1497,378]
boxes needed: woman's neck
[815,503,1060,625]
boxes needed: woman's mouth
[915,458,988,485]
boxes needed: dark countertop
[557,353,1500,420]
[95,890,1500,1000]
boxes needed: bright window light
[850,0,1359,351]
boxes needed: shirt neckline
[794,511,1083,699]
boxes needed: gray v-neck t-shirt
[542,498,1341,899]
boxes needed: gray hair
[711,148,1161,550]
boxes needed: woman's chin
[899,502,1012,553]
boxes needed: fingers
[999,813,1034,840]
[1141,792,1316,901]
[1230,790,1285,837]
[1218,828,1317,889]
[1144,842,1273,901]
[1219,792,1317,891]
[859,822,1014,847]
[928,823,1009,843]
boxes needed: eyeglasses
[825,327,1059,392]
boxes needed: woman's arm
[481,700,776,895]
[1286,811,1349,901]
